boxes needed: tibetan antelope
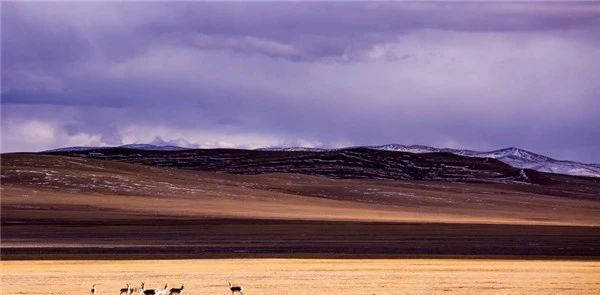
[91,284,97,295]
[143,283,168,295]
[120,283,132,295]
[168,284,184,295]
[141,282,154,295]
[131,282,144,295]
[157,284,169,295]
[228,281,243,295]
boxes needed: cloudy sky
[2,2,599,162]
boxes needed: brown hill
[1,152,599,259]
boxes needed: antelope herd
[92,282,241,295]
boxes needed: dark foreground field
[2,218,599,259]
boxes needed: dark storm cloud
[1,2,600,162]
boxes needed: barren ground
[1,259,599,295]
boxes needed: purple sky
[2,2,599,162]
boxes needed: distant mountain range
[266,144,600,178]
[372,145,600,178]
[45,143,600,178]
[46,144,189,152]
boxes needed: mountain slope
[44,143,600,178]
[44,147,530,184]
[369,145,600,178]
[39,146,600,202]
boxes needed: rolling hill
[1,149,599,259]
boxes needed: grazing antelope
[141,282,155,295]
[91,284,97,295]
[228,281,243,295]
[156,284,169,295]
[120,283,132,295]
[168,284,184,295]
[131,282,144,295]
[143,283,168,295]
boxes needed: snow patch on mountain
[45,143,600,178]
[370,145,600,178]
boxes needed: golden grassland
[1,259,599,295]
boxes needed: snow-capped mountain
[369,144,600,178]
[45,143,600,178]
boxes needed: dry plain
[1,259,599,295]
